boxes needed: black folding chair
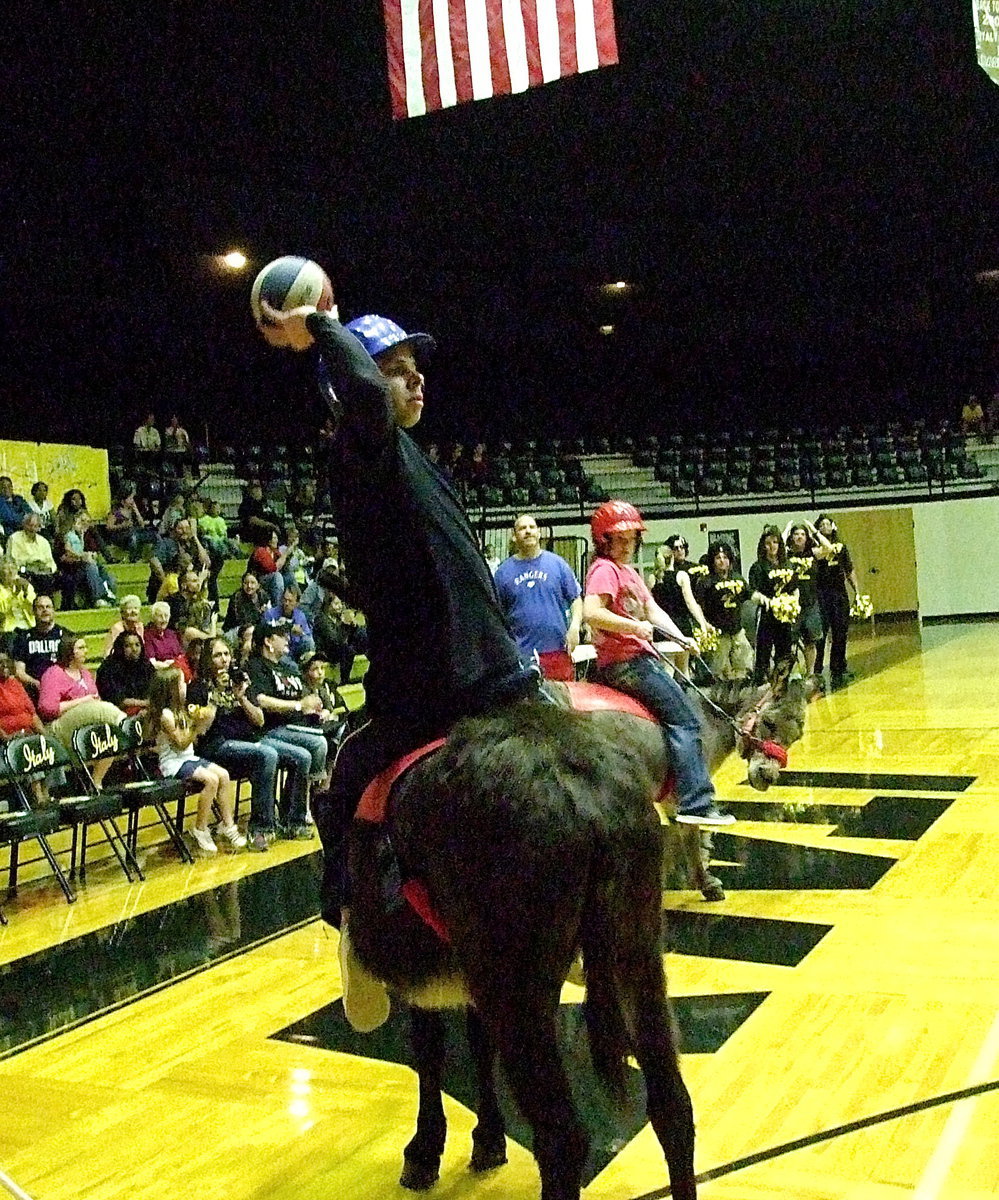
[64,722,144,883]
[117,715,193,863]
[0,734,77,913]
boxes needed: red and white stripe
[385,0,619,119]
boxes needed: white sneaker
[217,822,247,849]
[191,825,218,854]
[338,921,390,1033]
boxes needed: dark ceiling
[5,0,998,447]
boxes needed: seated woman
[59,513,117,609]
[143,601,190,676]
[191,637,319,852]
[222,572,266,635]
[0,650,50,805]
[102,594,145,657]
[104,484,155,562]
[0,557,35,653]
[96,631,154,716]
[55,488,110,558]
[37,634,127,787]
[146,666,245,854]
[246,531,291,607]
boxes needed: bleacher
[0,548,369,915]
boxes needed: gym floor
[1,618,997,1200]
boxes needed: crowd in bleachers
[0,459,369,875]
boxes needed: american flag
[384,0,619,119]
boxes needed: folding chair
[0,734,77,911]
[116,715,194,863]
[64,722,144,883]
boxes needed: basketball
[250,256,333,325]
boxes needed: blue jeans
[594,654,717,817]
[209,738,281,833]
[261,725,328,825]
[259,571,288,606]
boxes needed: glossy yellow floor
[2,619,999,1200]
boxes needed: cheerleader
[748,525,799,686]
[783,521,824,682]
[813,514,859,689]
[698,542,754,681]
[651,534,710,678]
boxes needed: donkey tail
[578,858,633,1101]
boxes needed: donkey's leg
[466,1006,507,1172]
[616,846,698,1200]
[401,1007,448,1191]
[624,957,697,1200]
[474,983,587,1200]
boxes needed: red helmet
[590,499,646,544]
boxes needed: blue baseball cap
[345,314,436,361]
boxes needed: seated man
[0,478,31,540]
[197,498,241,560]
[134,413,161,453]
[147,517,212,604]
[163,415,191,455]
[238,481,279,544]
[11,594,68,695]
[7,513,59,598]
[246,620,328,832]
[263,584,315,662]
[168,568,216,651]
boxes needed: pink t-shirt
[584,557,657,668]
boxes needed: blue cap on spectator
[345,314,436,361]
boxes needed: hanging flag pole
[385,0,619,119]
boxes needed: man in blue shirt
[263,584,316,662]
[0,477,31,538]
[494,514,582,681]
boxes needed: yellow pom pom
[851,594,874,620]
[770,593,801,625]
[695,625,720,653]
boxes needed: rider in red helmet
[583,500,734,827]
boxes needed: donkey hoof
[702,878,726,902]
[470,1139,508,1173]
[400,1157,440,1191]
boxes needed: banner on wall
[975,1,999,85]
[0,440,111,519]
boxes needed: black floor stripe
[630,1075,999,1199]
[0,852,323,1057]
[0,913,321,1062]
[776,770,974,792]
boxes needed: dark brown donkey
[346,676,810,1200]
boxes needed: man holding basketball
[256,266,534,1032]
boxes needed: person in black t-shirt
[11,594,68,695]
[651,534,709,680]
[259,280,533,1032]
[812,514,859,689]
[699,542,753,680]
[748,525,799,686]
[783,521,824,682]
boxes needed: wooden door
[831,507,918,616]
